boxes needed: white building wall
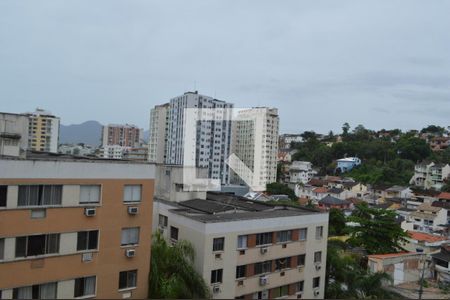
[153,200,328,299]
[165,92,233,184]
[232,108,279,191]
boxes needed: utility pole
[418,251,426,300]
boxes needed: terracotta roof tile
[407,231,448,243]
[438,192,450,200]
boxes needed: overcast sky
[1,0,449,134]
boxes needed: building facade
[232,108,279,192]
[0,113,29,157]
[410,162,450,190]
[153,192,328,299]
[148,104,169,164]
[165,91,234,185]
[336,157,361,173]
[0,153,155,299]
[279,134,303,149]
[101,124,141,148]
[288,161,315,185]
[24,109,60,153]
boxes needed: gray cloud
[0,0,449,134]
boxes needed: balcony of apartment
[235,267,305,296]
[0,132,21,140]
[415,166,428,173]
[237,241,307,266]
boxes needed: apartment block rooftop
[0,150,152,164]
[156,191,322,223]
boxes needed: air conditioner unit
[315,263,322,271]
[82,252,93,262]
[128,206,139,215]
[259,276,268,286]
[298,265,305,271]
[260,247,268,254]
[212,285,221,294]
[84,207,96,217]
[125,248,136,258]
[314,289,320,296]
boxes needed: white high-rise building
[232,107,279,191]
[164,91,233,184]
[24,108,60,153]
[148,103,169,163]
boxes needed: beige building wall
[0,159,155,299]
[154,201,328,299]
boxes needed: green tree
[326,239,393,299]
[342,122,351,135]
[421,125,446,136]
[396,136,431,162]
[347,203,407,254]
[149,232,210,299]
[329,208,346,236]
[266,182,297,200]
[441,181,450,192]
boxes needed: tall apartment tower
[232,108,279,191]
[148,104,169,163]
[0,152,155,299]
[101,124,141,148]
[164,91,234,184]
[24,108,60,153]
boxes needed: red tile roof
[438,192,450,200]
[408,231,448,243]
[313,187,328,194]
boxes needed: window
[297,281,304,293]
[121,227,139,246]
[18,185,62,206]
[272,285,289,298]
[0,185,6,207]
[254,260,272,275]
[297,254,306,267]
[211,269,223,284]
[119,270,137,290]
[15,234,60,258]
[276,230,292,243]
[80,185,100,204]
[0,238,4,260]
[236,265,246,279]
[315,226,323,239]
[77,230,99,251]
[13,282,57,299]
[237,235,247,249]
[256,232,273,246]
[314,251,322,263]
[158,214,168,227]
[74,276,96,297]
[275,257,291,271]
[313,277,320,288]
[299,228,307,241]
[123,185,141,202]
[213,237,224,251]
[170,226,179,241]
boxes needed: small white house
[405,203,448,233]
[289,161,316,184]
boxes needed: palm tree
[149,232,210,299]
[326,239,393,299]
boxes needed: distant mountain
[60,120,103,147]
